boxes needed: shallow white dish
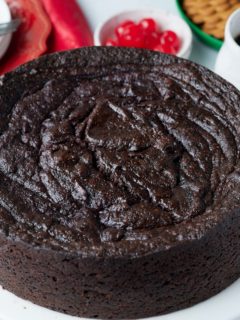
[94,9,193,59]
[0,279,240,320]
[0,0,12,60]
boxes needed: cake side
[0,208,240,319]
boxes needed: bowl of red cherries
[94,9,193,59]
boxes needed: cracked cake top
[0,47,240,257]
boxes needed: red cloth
[42,0,93,52]
[0,0,93,75]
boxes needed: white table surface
[77,0,219,71]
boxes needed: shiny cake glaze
[0,47,240,319]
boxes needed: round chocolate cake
[0,47,240,319]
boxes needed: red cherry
[160,30,180,51]
[115,20,135,39]
[145,31,162,49]
[118,23,145,48]
[105,38,118,46]
[138,18,158,34]
[154,43,177,55]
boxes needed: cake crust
[0,47,240,319]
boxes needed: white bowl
[0,0,12,60]
[94,9,193,59]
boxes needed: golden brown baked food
[183,0,240,39]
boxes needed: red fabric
[0,0,93,75]
[0,0,51,74]
[42,0,93,52]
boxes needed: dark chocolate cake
[0,47,240,319]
